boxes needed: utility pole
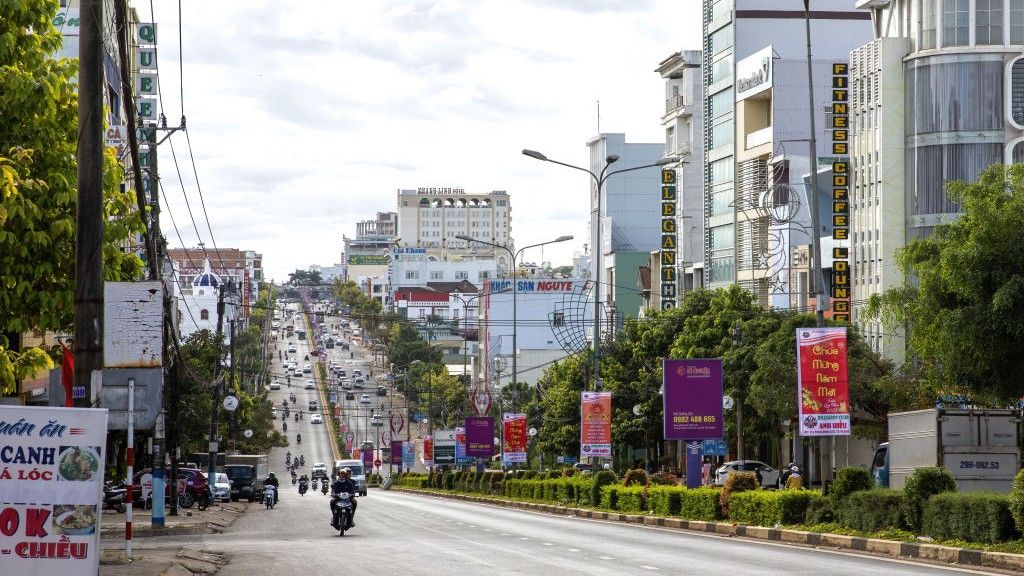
[208,285,226,485]
[73,0,105,404]
[229,319,237,451]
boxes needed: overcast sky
[143,0,702,282]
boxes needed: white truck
[871,408,1021,492]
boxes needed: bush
[831,467,872,499]
[1010,469,1024,534]
[622,469,649,487]
[902,467,957,532]
[616,486,647,513]
[649,471,678,486]
[443,471,455,490]
[561,467,578,477]
[678,487,723,521]
[590,470,617,507]
[720,472,759,516]
[648,486,684,516]
[806,496,836,524]
[923,492,1020,544]
[547,470,562,479]
[600,484,620,510]
[728,490,819,526]
[839,488,904,532]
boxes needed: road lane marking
[640,566,659,571]
[542,542,553,546]
[599,556,614,560]
[567,548,580,553]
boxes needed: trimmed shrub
[443,471,455,490]
[489,471,504,493]
[590,470,617,507]
[678,487,723,521]
[547,470,562,479]
[616,486,647,513]
[902,467,957,532]
[622,469,649,487]
[1010,469,1024,534]
[720,472,759,516]
[600,484,620,510]
[831,467,872,499]
[839,488,904,532]
[806,496,836,524]
[923,492,1020,544]
[728,490,819,526]
[649,471,679,486]
[561,467,578,477]
[648,486,684,516]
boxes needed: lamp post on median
[521,149,678,391]
[455,234,573,397]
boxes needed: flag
[60,344,74,407]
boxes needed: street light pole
[522,149,678,391]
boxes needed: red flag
[61,344,74,407]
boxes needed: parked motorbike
[295,413,299,422]
[296,433,302,444]
[263,485,276,509]
[286,452,292,466]
[298,455,304,467]
[103,481,127,513]
[331,493,354,536]
[197,485,215,511]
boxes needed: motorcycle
[295,413,299,423]
[298,455,305,467]
[286,452,292,466]
[263,485,276,509]
[331,493,354,536]
[291,471,297,485]
[197,485,215,511]
[102,481,127,513]
[283,421,288,433]
[298,479,309,496]
[321,480,329,495]
[296,433,302,445]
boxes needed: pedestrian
[785,466,803,490]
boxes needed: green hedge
[678,487,723,521]
[590,470,617,507]
[728,490,819,526]
[923,492,1020,544]
[902,467,956,532]
[648,486,683,516]
[1009,469,1024,534]
[616,486,647,513]
[838,488,904,532]
[600,484,620,510]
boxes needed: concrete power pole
[208,286,226,484]
[73,0,106,404]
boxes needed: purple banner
[362,447,374,469]
[465,416,494,458]
[663,359,724,440]
[391,440,403,466]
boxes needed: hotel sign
[660,169,677,309]
[736,46,773,101]
[830,62,850,321]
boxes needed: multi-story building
[586,133,665,325]
[701,0,872,307]
[356,212,398,237]
[395,188,513,269]
[166,248,262,319]
[850,0,1024,361]
[656,49,706,306]
[386,248,497,307]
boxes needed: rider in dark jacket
[330,469,358,528]
[263,473,280,504]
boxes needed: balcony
[745,126,772,149]
[664,95,692,116]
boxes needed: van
[332,459,367,496]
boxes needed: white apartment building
[850,0,1024,361]
[395,188,513,270]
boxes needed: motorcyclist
[283,421,288,433]
[296,433,302,444]
[263,472,280,504]
[295,413,299,422]
[298,455,304,466]
[330,469,358,529]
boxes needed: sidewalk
[98,501,247,575]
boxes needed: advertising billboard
[662,359,724,440]
[797,327,850,436]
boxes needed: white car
[311,462,327,480]
[288,345,297,353]
[304,380,315,390]
[359,394,370,404]
[292,368,302,377]
[214,472,231,502]
[714,460,780,488]
[303,364,312,373]
[310,414,323,424]
[269,381,281,390]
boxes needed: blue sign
[72,386,86,399]
[556,456,578,465]
[685,441,702,489]
[701,438,727,456]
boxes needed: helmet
[790,465,799,472]
[339,468,350,477]
[269,472,276,478]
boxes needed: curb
[100,502,250,539]
[392,487,1024,573]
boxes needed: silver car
[714,460,780,488]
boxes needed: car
[337,370,346,377]
[376,386,387,396]
[269,381,281,390]
[303,364,312,373]
[714,460,779,488]
[311,462,327,480]
[292,368,302,377]
[214,472,231,502]
[132,467,209,508]
[288,345,297,353]
[352,369,363,378]
[354,377,365,389]
[304,380,315,390]
[309,400,319,412]
[310,414,323,424]
[342,381,352,390]
[359,394,370,404]
[345,392,355,401]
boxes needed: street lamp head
[656,155,681,166]
[605,154,620,165]
[522,149,547,161]
[455,234,473,242]
[554,235,574,242]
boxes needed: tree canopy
[287,269,322,285]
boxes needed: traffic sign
[374,458,381,468]
[223,395,239,411]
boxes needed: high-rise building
[849,0,1024,361]
[395,188,513,270]
[701,1,872,307]
[356,212,398,237]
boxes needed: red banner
[502,413,527,463]
[580,392,612,457]
[796,327,850,436]
[422,435,433,465]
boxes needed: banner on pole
[663,359,724,440]
[433,429,456,466]
[455,427,472,465]
[422,435,433,466]
[580,392,612,458]
[403,441,414,468]
[390,440,403,466]
[465,416,494,458]
[796,327,851,436]
[502,413,527,463]
[0,406,108,576]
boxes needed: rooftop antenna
[596,99,600,134]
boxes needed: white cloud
[141,0,701,282]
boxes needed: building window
[711,54,732,84]
[709,157,734,185]
[922,0,937,48]
[430,271,444,280]
[1012,0,1024,43]
[709,88,734,119]
[1012,59,1024,126]
[200,309,209,320]
[943,0,969,46]
[709,24,733,56]
[405,271,419,280]
[976,0,1004,44]
[552,312,565,327]
[455,271,468,280]
[1012,141,1024,163]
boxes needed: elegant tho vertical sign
[796,327,850,436]
[660,169,678,309]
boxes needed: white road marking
[599,556,614,560]
[567,548,580,553]
[640,566,659,571]
[519,537,529,540]
[542,542,553,546]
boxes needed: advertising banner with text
[454,427,471,465]
[465,416,494,458]
[580,392,612,458]
[663,359,723,440]
[390,440,403,466]
[433,429,456,466]
[403,441,414,468]
[422,435,433,466]
[797,327,851,436]
[502,413,527,464]
[0,406,108,576]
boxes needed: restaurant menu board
[0,406,108,576]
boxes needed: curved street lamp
[522,149,678,390]
[455,234,573,397]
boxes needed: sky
[142,0,703,282]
